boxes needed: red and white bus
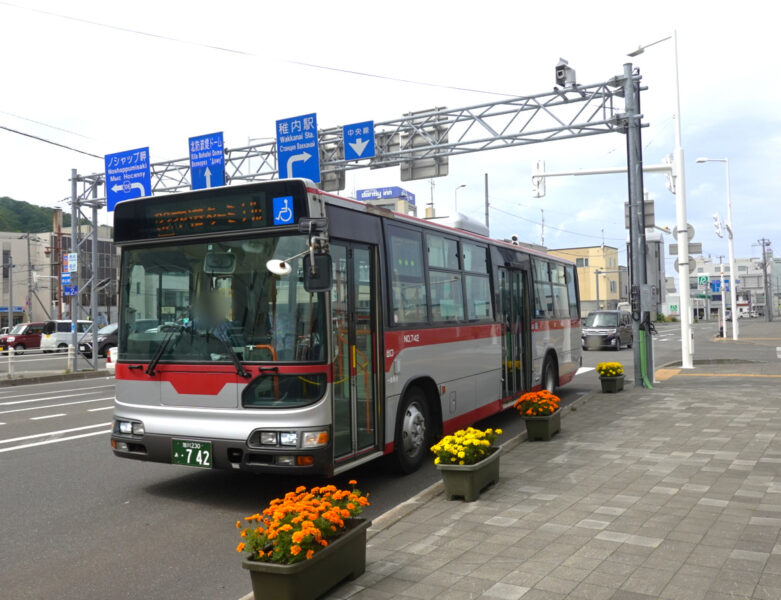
[111,179,581,475]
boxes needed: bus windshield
[119,234,326,364]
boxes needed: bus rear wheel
[393,387,431,474]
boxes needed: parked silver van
[40,319,93,352]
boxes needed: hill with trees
[0,196,71,232]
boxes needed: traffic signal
[713,213,723,238]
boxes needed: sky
[1,0,779,284]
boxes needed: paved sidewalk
[326,326,781,600]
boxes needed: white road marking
[576,367,595,375]
[0,389,115,408]
[0,396,115,415]
[0,422,112,445]
[87,406,114,412]
[0,429,111,453]
[0,383,114,402]
[30,413,67,420]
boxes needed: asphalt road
[0,322,693,600]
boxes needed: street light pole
[696,157,738,339]
[454,184,466,214]
[629,30,693,368]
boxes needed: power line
[0,125,102,159]
[490,205,625,242]
[0,109,94,139]
[1,1,517,98]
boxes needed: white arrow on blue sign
[343,121,375,161]
[105,147,152,211]
[189,132,225,190]
[276,113,320,182]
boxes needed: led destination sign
[113,181,310,243]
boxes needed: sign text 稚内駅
[276,113,320,182]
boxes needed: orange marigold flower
[290,544,302,556]
[306,549,315,560]
[348,479,357,485]
[236,542,246,553]
[235,520,241,528]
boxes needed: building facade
[548,246,623,315]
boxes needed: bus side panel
[382,327,502,445]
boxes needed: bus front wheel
[393,387,431,474]
[542,357,558,393]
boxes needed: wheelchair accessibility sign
[273,195,295,225]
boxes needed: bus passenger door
[331,242,380,464]
[499,268,530,399]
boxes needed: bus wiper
[214,333,252,379]
[145,325,184,376]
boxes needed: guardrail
[2,345,105,379]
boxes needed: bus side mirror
[303,254,332,292]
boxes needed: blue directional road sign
[343,121,375,161]
[189,132,225,190]
[63,285,79,296]
[276,113,320,182]
[105,147,152,211]
[61,273,71,286]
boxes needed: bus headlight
[116,419,144,435]
[279,432,298,446]
[302,430,329,448]
[260,432,278,445]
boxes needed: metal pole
[672,31,694,368]
[8,254,12,328]
[719,257,726,336]
[26,234,32,322]
[595,269,600,310]
[91,202,99,370]
[71,169,78,371]
[484,173,489,233]
[624,62,652,386]
[724,159,740,336]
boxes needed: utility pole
[540,209,544,246]
[595,269,601,310]
[717,255,726,336]
[24,233,32,322]
[759,238,773,321]
[7,255,13,329]
[484,173,489,234]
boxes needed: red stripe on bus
[115,363,333,395]
[383,324,501,371]
[530,318,581,332]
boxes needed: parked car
[79,323,118,358]
[582,310,633,351]
[0,322,45,354]
[40,319,93,352]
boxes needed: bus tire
[542,356,558,392]
[393,387,431,474]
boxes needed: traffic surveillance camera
[511,234,519,245]
[555,58,576,88]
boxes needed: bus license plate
[172,439,212,468]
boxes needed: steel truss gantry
[69,65,650,375]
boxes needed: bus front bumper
[110,432,334,476]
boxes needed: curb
[0,370,111,387]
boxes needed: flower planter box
[599,375,625,393]
[437,446,501,501]
[242,518,371,600]
[523,409,561,441]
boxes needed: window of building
[576,257,589,267]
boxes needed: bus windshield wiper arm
[215,334,252,379]
[145,326,183,376]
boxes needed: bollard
[67,344,74,373]
[718,326,724,338]
[8,345,13,378]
